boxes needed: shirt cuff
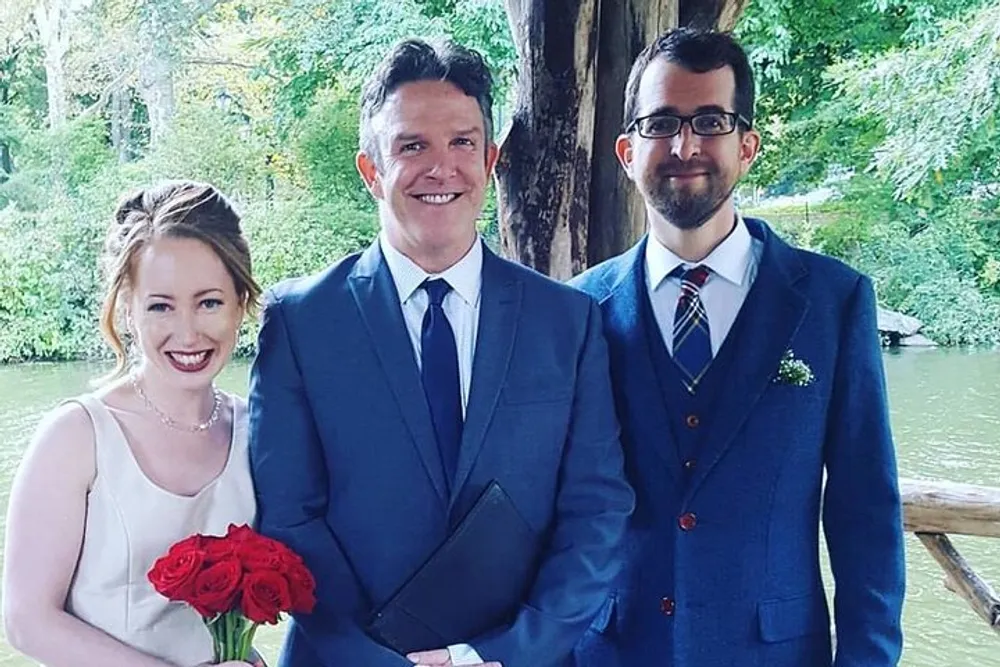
[447,643,483,665]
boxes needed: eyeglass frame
[624,110,752,138]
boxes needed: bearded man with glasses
[570,28,905,667]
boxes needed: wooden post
[900,478,1000,636]
[916,533,1000,635]
[901,478,1000,538]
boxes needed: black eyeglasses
[626,111,751,138]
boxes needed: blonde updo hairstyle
[99,181,261,382]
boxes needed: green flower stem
[239,622,261,660]
[207,611,257,661]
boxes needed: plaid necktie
[671,265,712,394]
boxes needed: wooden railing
[901,478,1000,635]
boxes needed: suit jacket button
[659,597,676,616]
[685,414,700,428]
[678,512,697,531]
[683,459,696,471]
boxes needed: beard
[645,159,737,230]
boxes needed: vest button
[685,414,700,428]
[659,597,676,616]
[678,512,697,531]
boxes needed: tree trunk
[497,0,749,277]
[496,0,600,280]
[0,85,12,178]
[586,0,676,267]
[33,0,71,128]
[1,51,16,181]
[679,0,748,32]
[0,144,12,181]
[109,84,131,162]
[138,49,175,148]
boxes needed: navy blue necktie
[421,278,463,489]
[671,265,712,394]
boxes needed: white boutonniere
[774,349,815,387]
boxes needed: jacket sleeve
[822,275,905,667]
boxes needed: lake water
[0,349,997,665]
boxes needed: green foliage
[737,0,994,191]
[0,115,116,206]
[852,218,1000,347]
[0,195,105,361]
[235,193,378,356]
[738,0,1000,346]
[5,0,1000,358]
[244,193,376,289]
[140,102,273,198]
[261,0,515,136]
[292,86,372,207]
[0,92,380,362]
[830,3,1000,198]
[753,173,1000,347]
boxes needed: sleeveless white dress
[64,393,256,667]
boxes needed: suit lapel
[348,241,449,506]
[603,239,682,483]
[684,220,809,501]
[449,247,521,506]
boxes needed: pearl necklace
[131,375,223,433]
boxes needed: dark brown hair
[623,28,755,132]
[359,38,494,166]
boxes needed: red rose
[241,569,292,625]
[189,558,243,617]
[234,531,296,572]
[148,536,206,602]
[202,535,237,564]
[284,559,317,613]
[225,523,257,543]
[239,542,286,572]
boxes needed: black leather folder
[367,480,541,655]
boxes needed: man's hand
[406,648,502,667]
[407,649,452,666]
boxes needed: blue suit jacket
[249,240,634,667]
[570,219,905,667]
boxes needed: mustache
[656,160,716,176]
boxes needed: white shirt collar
[646,213,754,290]
[379,232,483,307]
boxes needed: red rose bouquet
[148,524,316,662]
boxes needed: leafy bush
[850,219,1000,347]
[140,103,273,200]
[750,173,1000,348]
[292,87,372,207]
[0,196,104,361]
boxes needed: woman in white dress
[3,181,263,667]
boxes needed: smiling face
[617,59,760,231]
[127,236,243,392]
[356,79,499,272]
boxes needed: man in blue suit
[571,29,905,666]
[249,39,634,667]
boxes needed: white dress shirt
[379,233,484,665]
[381,233,482,416]
[645,215,763,356]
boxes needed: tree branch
[182,56,279,80]
[77,66,134,118]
